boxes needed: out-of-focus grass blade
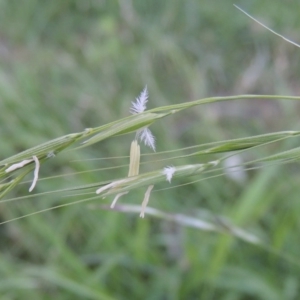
[26,268,114,300]
[232,166,279,225]
[96,204,261,244]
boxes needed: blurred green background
[1,0,300,299]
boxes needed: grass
[1,1,300,299]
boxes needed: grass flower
[5,159,33,173]
[128,140,140,177]
[111,192,128,208]
[47,151,56,158]
[5,156,41,192]
[140,185,154,218]
[29,156,40,192]
[110,140,140,208]
[96,180,122,195]
[136,127,156,151]
[130,85,148,114]
[130,86,156,151]
[163,166,176,183]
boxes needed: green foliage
[1,1,300,299]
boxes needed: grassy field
[1,1,300,299]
